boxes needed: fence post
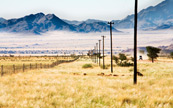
[36,63,37,69]
[40,63,42,69]
[13,65,15,73]
[1,65,3,76]
[30,63,32,70]
[23,64,25,72]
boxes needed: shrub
[113,54,133,67]
[82,64,93,68]
[113,56,119,64]
[129,68,133,72]
[119,53,127,63]
[131,57,134,62]
[117,61,133,67]
[170,52,173,59]
[70,54,77,58]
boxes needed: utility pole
[91,49,93,62]
[108,22,114,73]
[96,43,98,64]
[98,40,101,66]
[101,36,106,69]
[92,49,94,62]
[94,46,96,63]
[134,0,138,84]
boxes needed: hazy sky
[0,0,164,21]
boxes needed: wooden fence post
[36,63,37,69]
[13,65,15,73]
[30,63,32,70]
[1,65,3,76]
[40,63,42,69]
[23,64,25,72]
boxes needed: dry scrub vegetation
[0,56,172,108]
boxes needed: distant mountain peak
[34,12,45,16]
[45,14,62,21]
[25,12,45,18]
[46,14,56,18]
[0,17,6,23]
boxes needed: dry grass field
[0,56,172,108]
[0,56,74,66]
[0,56,75,75]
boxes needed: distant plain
[0,29,172,53]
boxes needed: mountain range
[64,0,173,30]
[0,13,118,34]
[112,0,173,29]
[0,0,172,34]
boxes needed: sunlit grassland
[0,56,75,75]
[0,56,74,66]
[0,56,172,108]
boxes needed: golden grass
[0,56,74,66]
[0,57,172,108]
[0,56,75,75]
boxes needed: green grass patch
[82,64,93,68]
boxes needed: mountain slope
[155,24,173,30]
[113,0,173,29]
[0,13,76,34]
[0,13,119,34]
[63,19,82,25]
[63,19,107,25]
[0,17,6,23]
[76,22,119,33]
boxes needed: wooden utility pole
[101,36,106,69]
[91,49,93,62]
[92,49,94,62]
[108,22,114,73]
[94,46,96,63]
[134,0,138,84]
[96,43,98,64]
[98,40,101,66]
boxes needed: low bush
[82,64,93,68]
[117,61,134,67]
[113,54,133,67]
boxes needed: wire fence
[1,56,79,76]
